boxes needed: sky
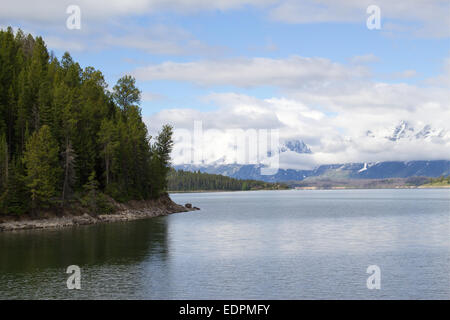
[1,0,449,168]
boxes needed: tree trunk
[105,151,109,186]
[62,137,69,207]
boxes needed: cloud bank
[144,56,450,168]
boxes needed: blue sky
[1,0,449,165]
[56,7,448,115]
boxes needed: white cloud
[1,0,448,39]
[290,81,449,113]
[44,35,87,51]
[145,56,450,168]
[269,0,450,38]
[100,24,224,56]
[2,22,222,56]
[425,57,450,88]
[389,69,418,79]
[141,92,165,102]
[350,54,379,64]
[132,56,369,87]
[146,87,449,168]
[0,0,275,24]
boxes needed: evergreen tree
[150,125,173,196]
[0,28,175,216]
[113,75,141,111]
[0,133,8,192]
[167,169,287,192]
[61,138,76,206]
[23,125,61,213]
[0,157,29,215]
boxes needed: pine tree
[16,69,31,153]
[150,125,173,196]
[0,28,176,215]
[113,75,141,111]
[0,157,29,215]
[38,78,53,128]
[155,125,174,169]
[82,170,99,212]
[98,119,118,187]
[0,133,8,192]
[23,125,61,213]
[61,138,76,206]
[6,86,16,152]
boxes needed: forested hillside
[0,27,173,216]
[168,169,288,192]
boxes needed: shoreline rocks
[0,196,199,232]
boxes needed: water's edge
[0,195,199,232]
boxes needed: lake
[0,189,449,299]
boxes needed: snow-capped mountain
[173,123,449,182]
[279,140,312,154]
[196,139,312,166]
[383,120,446,142]
[174,160,450,182]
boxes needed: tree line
[0,27,173,216]
[426,175,450,186]
[168,169,288,192]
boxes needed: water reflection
[0,189,449,299]
[0,217,169,274]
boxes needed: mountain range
[369,120,447,142]
[174,121,449,182]
[174,160,450,182]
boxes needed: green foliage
[23,125,61,211]
[113,75,140,111]
[150,125,173,197]
[168,169,289,192]
[0,27,174,216]
[0,133,8,192]
[0,158,29,215]
[80,171,113,215]
[404,176,430,186]
[427,175,450,186]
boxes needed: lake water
[0,189,449,299]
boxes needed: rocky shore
[0,195,199,232]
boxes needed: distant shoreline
[168,189,280,193]
[170,186,450,193]
[293,185,450,190]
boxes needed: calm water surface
[0,189,449,299]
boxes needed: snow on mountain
[174,160,450,182]
[358,162,368,173]
[387,120,413,141]
[384,121,446,142]
[195,139,312,166]
[173,123,449,182]
[279,140,312,154]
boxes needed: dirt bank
[0,195,199,232]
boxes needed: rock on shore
[0,195,199,232]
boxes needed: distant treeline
[287,175,450,189]
[168,169,289,192]
[426,175,450,186]
[0,27,173,216]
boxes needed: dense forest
[168,169,288,192]
[0,27,173,216]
